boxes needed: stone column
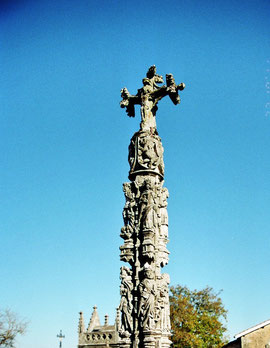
[118,130,171,348]
[118,65,185,348]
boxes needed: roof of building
[87,306,101,332]
[235,319,270,338]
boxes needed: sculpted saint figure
[139,180,159,232]
[140,78,157,131]
[159,187,169,232]
[122,183,136,228]
[138,267,157,330]
[157,274,171,331]
[119,267,133,335]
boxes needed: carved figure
[128,137,136,169]
[156,274,171,331]
[139,180,159,232]
[138,267,157,330]
[138,136,160,170]
[159,187,169,210]
[122,183,136,228]
[119,267,133,335]
[129,132,165,179]
[159,187,169,237]
[120,65,185,132]
[120,225,133,240]
[146,65,164,89]
[140,78,156,131]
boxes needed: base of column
[143,332,156,348]
[119,335,131,348]
[160,333,172,348]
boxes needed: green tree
[0,309,27,347]
[169,285,228,348]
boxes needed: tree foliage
[170,285,228,348]
[0,309,27,347]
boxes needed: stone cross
[120,65,185,133]
[118,66,185,348]
[76,66,185,348]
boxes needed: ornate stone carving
[128,131,164,180]
[138,266,157,331]
[78,65,185,348]
[156,274,171,332]
[122,183,136,229]
[119,267,133,337]
[120,65,185,134]
[139,180,159,233]
[118,66,185,348]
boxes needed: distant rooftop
[235,319,270,339]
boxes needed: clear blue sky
[1,0,270,347]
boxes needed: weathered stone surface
[223,319,270,348]
[119,158,171,347]
[120,65,185,135]
[78,66,185,348]
[241,323,270,348]
[87,306,101,332]
[118,66,185,348]
[128,131,164,180]
[78,307,119,348]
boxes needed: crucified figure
[120,65,185,133]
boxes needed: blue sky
[1,0,270,347]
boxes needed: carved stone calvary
[118,66,185,348]
[120,65,185,134]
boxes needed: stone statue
[78,66,185,348]
[138,135,162,170]
[119,267,133,336]
[159,187,169,237]
[129,131,164,179]
[120,65,185,133]
[118,66,184,348]
[122,183,136,228]
[139,180,159,232]
[156,274,171,332]
[138,266,157,331]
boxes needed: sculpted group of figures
[120,177,169,267]
[119,266,170,336]
[118,138,171,344]
[120,65,185,134]
[118,157,171,343]
[118,66,185,347]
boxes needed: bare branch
[0,309,28,347]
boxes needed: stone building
[78,306,119,348]
[224,319,270,348]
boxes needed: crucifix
[57,330,65,348]
[117,66,185,348]
[120,65,185,134]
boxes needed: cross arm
[149,76,185,106]
[166,74,185,105]
[120,88,141,117]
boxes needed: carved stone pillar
[118,66,185,348]
[118,130,171,348]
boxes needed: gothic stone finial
[104,314,109,326]
[78,311,85,334]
